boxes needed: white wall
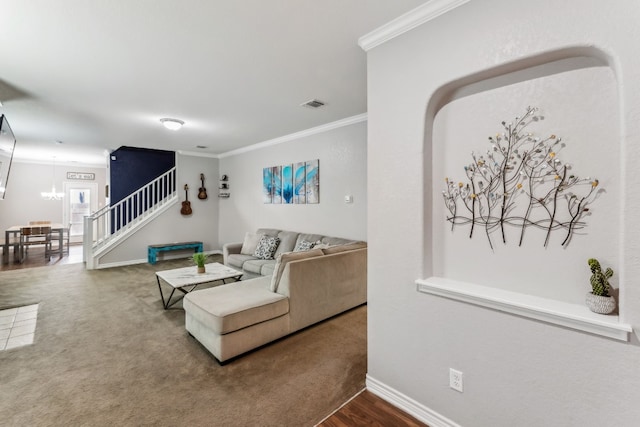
[0,161,106,236]
[432,66,619,305]
[366,1,640,426]
[98,154,219,266]
[69,120,366,267]
[218,121,367,244]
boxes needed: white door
[63,182,99,243]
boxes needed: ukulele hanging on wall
[198,173,208,200]
[181,184,193,215]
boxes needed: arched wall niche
[422,45,621,305]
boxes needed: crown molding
[358,0,470,52]
[13,158,107,168]
[218,113,367,159]
[177,150,220,159]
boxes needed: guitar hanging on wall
[198,173,208,200]
[181,184,193,215]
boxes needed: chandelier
[41,157,65,200]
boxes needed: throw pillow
[293,239,316,252]
[253,236,280,260]
[240,232,264,255]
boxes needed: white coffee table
[155,262,243,309]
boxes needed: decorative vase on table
[197,266,205,274]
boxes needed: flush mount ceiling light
[160,118,184,130]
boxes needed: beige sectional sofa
[183,228,367,363]
[223,228,358,279]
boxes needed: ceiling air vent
[300,99,325,109]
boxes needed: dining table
[2,223,66,263]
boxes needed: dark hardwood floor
[318,390,428,427]
[0,243,83,271]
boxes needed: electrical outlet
[449,368,463,392]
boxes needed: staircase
[84,168,177,269]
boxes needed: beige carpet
[0,256,367,426]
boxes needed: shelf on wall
[218,175,229,197]
[416,277,632,341]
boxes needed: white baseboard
[95,258,146,269]
[366,374,462,427]
[94,250,223,269]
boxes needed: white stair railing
[84,167,177,267]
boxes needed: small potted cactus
[193,252,207,274]
[586,258,616,314]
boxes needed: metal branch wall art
[442,107,603,250]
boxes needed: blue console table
[148,241,203,264]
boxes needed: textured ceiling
[0,0,426,165]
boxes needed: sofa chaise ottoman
[183,229,367,362]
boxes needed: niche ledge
[416,277,632,341]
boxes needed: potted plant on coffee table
[586,258,616,314]
[193,252,207,274]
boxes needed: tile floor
[0,304,39,351]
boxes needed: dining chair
[1,230,20,264]
[19,226,52,263]
[62,221,72,254]
[26,221,53,249]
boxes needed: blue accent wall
[110,146,175,204]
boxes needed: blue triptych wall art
[263,159,319,204]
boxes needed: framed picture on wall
[262,168,273,203]
[263,159,319,204]
[272,166,282,204]
[294,161,306,204]
[282,164,293,204]
[306,159,319,204]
